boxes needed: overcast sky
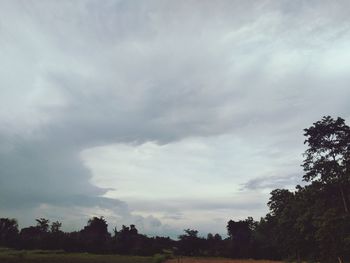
[1,0,350,238]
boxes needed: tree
[226,218,256,258]
[267,189,294,216]
[36,218,50,233]
[267,187,321,262]
[17,218,51,249]
[206,233,223,256]
[80,217,110,253]
[303,116,350,213]
[114,224,142,254]
[254,215,282,260]
[0,218,19,247]
[315,209,350,263]
[82,217,109,237]
[178,229,203,256]
[50,221,62,233]
[46,221,64,250]
[129,224,138,235]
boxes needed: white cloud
[80,135,303,234]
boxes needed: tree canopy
[303,116,350,214]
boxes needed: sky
[1,0,350,238]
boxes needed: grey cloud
[128,198,265,213]
[162,212,184,221]
[3,1,350,144]
[0,136,124,208]
[242,173,303,191]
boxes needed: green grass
[0,248,154,263]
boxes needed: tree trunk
[339,185,349,214]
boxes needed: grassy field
[0,248,154,263]
[0,248,282,263]
[165,258,282,263]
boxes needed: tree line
[0,116,349,262]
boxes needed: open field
[0,248,282,263]
[0,248,153,263]
[166,258,282,263]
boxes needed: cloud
[242,174,303,191]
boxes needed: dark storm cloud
[0,135,126,209]
[1,0,350,233]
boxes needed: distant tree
[46,220,64,249]
[226,218,256,258]
[206,233,223,256]
[36,218,50,233]
[50,221,62,233]
[80,217,110,253]
[114,224,141,254]
[182,229,198,238]
[20,226,42,249]
[129,224,138,235]
[0,218,19,247]
[214,233,222,241]
[82,217,109,237]
[254,215,281,260]
[207,233,214,240]
[178,229,204,256]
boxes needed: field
[0,248,282,263]
[166,258,281,263]
[0,248,153,263]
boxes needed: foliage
[178,229,205,256]
[226,218,256,258]
[303,116,350,213]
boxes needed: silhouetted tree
[205,233,223,256]
[253,215,281,260]
[80,216,110,253]
[20,226,42,249]
[303,116,350,214]
[178,229,204,256]
[226,217,256,258]
[114,224,140,254]
[50,221,62,233]
[46,220,64,249]
[36,218,50,233]
[0,218,19,247]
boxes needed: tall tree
[303,116,350,213]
